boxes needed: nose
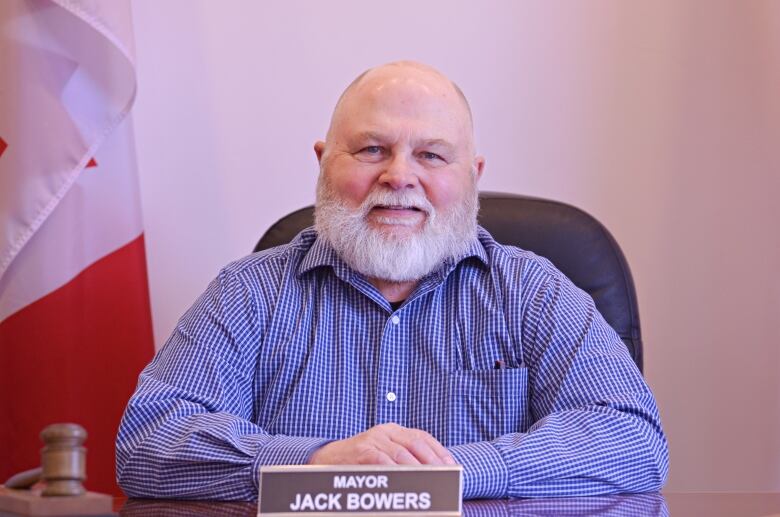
[379,153,419,190]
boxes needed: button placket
[376,310,407,424]
[386,317,399,408]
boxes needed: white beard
[314,178,479,283]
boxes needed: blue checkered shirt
[116,227,669,500]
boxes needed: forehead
[331,69,472,144]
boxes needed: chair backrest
[253,192,643,372]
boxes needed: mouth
[368,204,427,227]
[372,204,423,212]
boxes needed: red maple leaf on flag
[86,157,97,168]
[0,137,7,158]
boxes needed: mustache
[359,188,434,216]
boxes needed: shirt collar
[437,228,490,274]
[297,230,353,280]
[297,226,490,280]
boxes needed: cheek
[325,164,377,207]
[424,172,473,211]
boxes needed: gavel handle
[3,467,43,489]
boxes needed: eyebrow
[351,131,386,143]
[351,132,456,150]
[418,138,455,150]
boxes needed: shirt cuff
[448,441,508,499]
[252,435,333,490]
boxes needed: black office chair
[253,192,643,372]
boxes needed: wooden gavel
[0,423,114,516]
[4,423,87,496]
[40,423,88,496]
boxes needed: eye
[353,145,386,162]
[419,151,444,161]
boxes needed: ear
[314,141,326,164]
[473,155,486,181]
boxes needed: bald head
[324,61,475,147]
[332,61,473,130]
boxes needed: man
[116,61,669,500]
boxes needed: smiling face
[316,63,483,238]
[314,62,485,283]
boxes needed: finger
[422,435,457,465]
[390,444,423,465]
[376,437,422,465]
[386,431,443,465]
[401,431,456,465]
[393,447,422,465]
[357,448,397,466]
[394,437,441,464]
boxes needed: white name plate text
[257,465,462,516]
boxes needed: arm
[115,268,330,500]
[448,267,669,499]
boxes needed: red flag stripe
[0,234,154,495]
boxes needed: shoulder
[218,227,318,287]
[178,228,318,334]
[476,229,601,350]
[476,227,565,293]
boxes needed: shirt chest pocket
[444,367,531,446]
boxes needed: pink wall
[130,0,780,492]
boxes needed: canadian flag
[0,0,153,495]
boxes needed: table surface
[114,492,780,516]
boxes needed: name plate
[258,465,462,516]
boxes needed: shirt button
[391,315,400,325]
[386,392,397,402]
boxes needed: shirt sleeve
[448,264,669,499]
[115,268,331,500]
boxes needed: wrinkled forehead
[328,82,473,152]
